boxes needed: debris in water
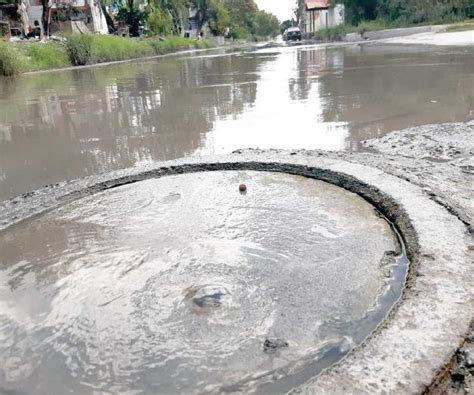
[192,292,225,308]
[263,338,289,354]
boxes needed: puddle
[0,171,408,394]
[0,44,473,201]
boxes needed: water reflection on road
[0,43,472,200]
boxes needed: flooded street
[0,36,472,393]
[0,43,473,201]
[0,171,405,394]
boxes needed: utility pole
[297,0,305,30]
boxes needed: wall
[328,4,344,28]
[305,4,344,33]
[305,9,326,33]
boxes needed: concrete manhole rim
[0,153,471,394]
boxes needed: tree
[148,0,191,35]
[208,0,230,35]
[377,0,471,24]
[147,3,174,35]
[339,0,473,26]
[223,0,280,38]
[254,10,280,36]
[343,0,378,25]
[117,0,148,37]
[124,0,284,38]
[225,0,258,37]
[280,19,294,33]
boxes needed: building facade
[304,0,344,34]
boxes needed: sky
[256,0,295,21]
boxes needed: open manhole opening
[0,170,408,394]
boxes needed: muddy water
[0,44,473,201]
[0,171,405,394]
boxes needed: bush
[307,20,390,41]
[0,35,210,75]
[0,42,24,76]
[24,42,70,70]
[90,35,152,62]
[195,39,211,49]
[308,24,355,41]
[445,20,474,31]
[66,34,154,65]
[66,34,211,65]
[0,42,69,75]
[377,0,473,26]
[148,36,210,55]
[357,19,389,34]
[229,25,249,39]
[66,34,94,65]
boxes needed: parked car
[283,27,302,42]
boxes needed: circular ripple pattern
[0,171,402,394]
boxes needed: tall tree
[207,0,230,35]
[254,10,279,36]
[151,0,190,34]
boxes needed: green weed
[0,42,25,76]
[22,42,69,70]
[444,20,474,32]
[1,35,211,75]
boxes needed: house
[183,7,199,38]
[48,0,108,36]
[183,7,210,38]
[0,3,22,38]
[304,0,344,34]
[0,0,43,38]
[23,0,44,37]
[1,0,108,38]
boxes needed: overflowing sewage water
[0,171,408,394]
[0,40,469,393]
[0,43,473,201]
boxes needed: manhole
[0,171,407,394]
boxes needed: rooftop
[306,0,330,10]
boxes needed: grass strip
[1,35,211,76]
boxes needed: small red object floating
[239,184,247,193]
